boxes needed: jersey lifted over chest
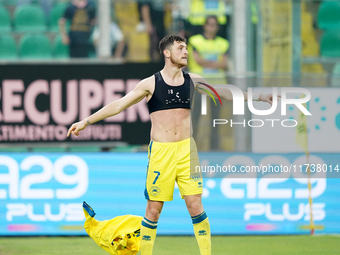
[147,71,194,114]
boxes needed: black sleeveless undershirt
[147,71,194,114]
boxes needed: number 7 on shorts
[153,171,160,184]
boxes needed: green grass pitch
[0,235,339,255]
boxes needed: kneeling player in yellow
[83,201,143,255]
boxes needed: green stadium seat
[14,4,47,32]
[53,35,69,58]
[32,147,67,152]
[331,63,340,87]
[50,2,68,32]
[19,33,52,59]
[0,147,28,152]
[88,48,96,58]
[318,1,340,30]
[0,34,17,59]
[320,31,340,57]
[0,5,11,32]
[4,0,18,6]
[69,146,101,152]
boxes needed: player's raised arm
[189,73,278,105]
[67,77,152,137]
[189,73,234,101]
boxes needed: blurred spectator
[188,16,229,83]
[139,0,169,62]
[92,22,125,60]
[170,0,190,37]
[186,0,228,39]
[59,0,96,58]
[188,15,230,150]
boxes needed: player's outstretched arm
[67,77,152,137]
[189,73,279,105]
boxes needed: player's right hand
[67,120,88,137]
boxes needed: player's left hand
[259,94,281,105]
[67,119,88,137]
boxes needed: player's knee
[187,201,203,216]
[146,206,162,221]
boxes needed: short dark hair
[159,35,187,59]
[204,15,219,26]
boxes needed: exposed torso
[146,71,194,142]
[148,108,192,142]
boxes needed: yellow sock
[192,211,211,255]
[140,217,158,255]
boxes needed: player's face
[169,41,188,68]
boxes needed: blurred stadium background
[0,0,340,254]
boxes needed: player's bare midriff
[145,72,193,143]
[149,108,192,143]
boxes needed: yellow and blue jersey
[83,202,143,255]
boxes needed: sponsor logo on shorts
[198,181,203,188]
[142,235,151,241]
[149,186,161,196]
[198,230,207,236]
[190,173,201,182]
